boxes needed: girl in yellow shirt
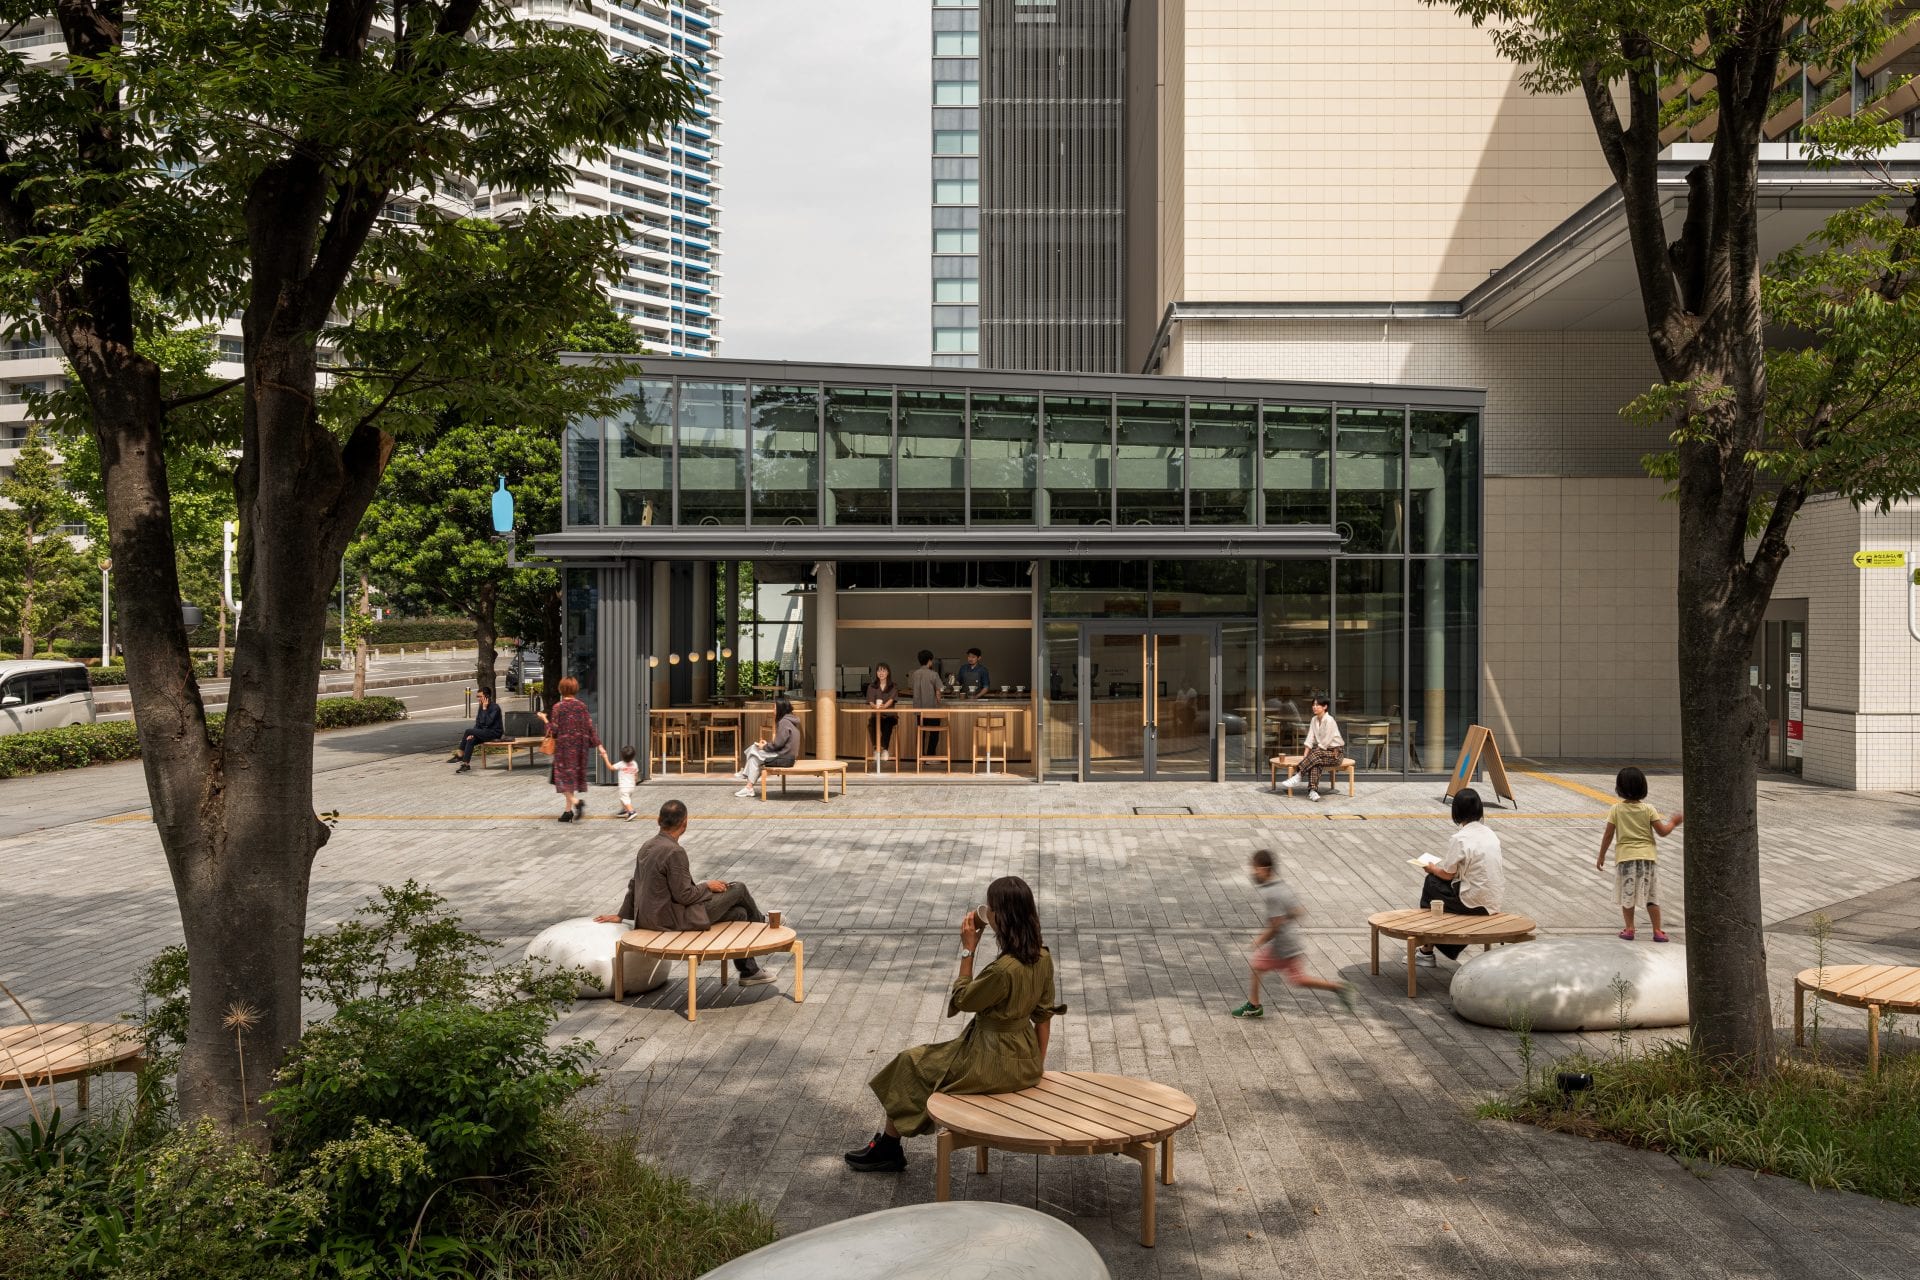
[1596,765,1683,942]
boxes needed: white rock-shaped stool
[525,917,670,1000]
[1450,938,1689,1031]
[699,1202,1109,1280]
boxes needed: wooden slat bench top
[928,1071,1196,1248]
[1368,910,1537,998]
[1,1022,144,1109]
[1794,965,1920,1011]
[761,759,848,801]
[769,759,845,775]
[614,922,805,1020]
[929,1071,1195,1155]
[1368,908,1537,946]
[618,922,797,960]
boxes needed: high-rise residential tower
[932,0,1124,372]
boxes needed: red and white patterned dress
[544,696,600,793]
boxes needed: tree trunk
[18,550,35,659]
[473,586,498,695]
[353,573,369,701]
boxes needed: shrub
[315,617,478,647]
[0,697,406,778]
[89,660,218,687]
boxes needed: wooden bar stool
[916,710,952,775]
[653,712,689,775]
[971,711,1008,775]
[702,713,742,775]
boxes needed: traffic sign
[1852,550,1906,569]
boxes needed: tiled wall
[1175,0,1617,303]
[1770,497,1920,789]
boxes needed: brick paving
[3,715,1919,1277]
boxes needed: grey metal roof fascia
[1139,301,1464,375]
[552,352,1486,408]
[531,525,1348,561]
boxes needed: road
[92,650,503,721]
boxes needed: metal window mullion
[962,388,974,526]
[816,382,826,528]
[669,380,681,526]
[1182,399,1192,526]
[744,380,755,527]
[890,386,901,527]
[1108,395,1118,527]
[1328,402,1339,532]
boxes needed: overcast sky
[715,1,925,366]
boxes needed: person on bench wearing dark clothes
[447,688,504,773]
[595,799,775,985]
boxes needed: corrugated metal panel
[979,0,1124,373]
[599,562,646,783]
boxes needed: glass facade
[563,364,1482,779]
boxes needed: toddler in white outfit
[614,746,640,820]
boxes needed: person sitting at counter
[911,650,943,708]
[866,663,900,763]
[956,647,991,698]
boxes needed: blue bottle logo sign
[491,476,515,535]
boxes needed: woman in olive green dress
[845,875,1065,1172]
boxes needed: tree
[0,426,92,657]
[1,0,698,1129]
[1433,0,1918,1068]
[352,299,640,694]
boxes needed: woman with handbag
[541,676,611,823]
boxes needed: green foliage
[0,427,96,655]
[1484,1041,1920,1203]
[0,697,407,777]
[317,618,479,647]
[90,661,217,687]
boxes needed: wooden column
[814,561,837,760]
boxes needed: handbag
[539,734,556,755]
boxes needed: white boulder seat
[696,1202,1111,1280]
[1449,937,1690,1031]
[524,917,671,1000]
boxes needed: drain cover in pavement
[1132,806,1193,816]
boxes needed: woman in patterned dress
[543,676,610,823]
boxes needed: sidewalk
[3,740,1917,1277]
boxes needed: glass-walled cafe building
[538,358,1482,784]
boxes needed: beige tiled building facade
[1119,0,1920,787]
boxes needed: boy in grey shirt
[1233,849,1354,1017]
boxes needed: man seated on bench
[595,798,775,987]
[446,687,504,773]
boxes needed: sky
[714,1,926,366]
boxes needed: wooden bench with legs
[1270,754,1356,797]
[927,1071,1197,1248]
[1794,964,1920,1077]
[1,1021,144,1111]
[760,758,848,801]
[477,710,551,772]
[1367,909,1537,997]
[612,918,805,1021]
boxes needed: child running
[1596,766,1682,941]
[613,746,641,821]
[1232,849,1355,1017]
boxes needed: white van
[0,660,99,736]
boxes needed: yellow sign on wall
[1852,550,1907,569]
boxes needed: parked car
[504,647,544,694]
[0,660,98,737]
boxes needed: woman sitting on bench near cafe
[844,875,1065,1173]
[734,697,802,799]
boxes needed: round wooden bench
[1,1021,144,1110]
[927,1070,1197,1248]
[1794,964,1920,1077]
[1368,908,1537,998]
[761,759,848,801]
[613,920,804,1021]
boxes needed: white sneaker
[734,786,755,799]
[738,970,776,988]
[1279,774,1304,790]
[732,771,748,781]
[1416,950,1439,967]
[877,749,889,763]
[1308,789,1321,802]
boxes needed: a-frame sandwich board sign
[1441,724,1517,809]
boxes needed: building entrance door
[1752,614,1807,774]
[1081,624,1218,780]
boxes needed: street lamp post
[100,558,111,662]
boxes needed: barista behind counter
[955,647,991,698]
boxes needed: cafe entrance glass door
[1081,624,1218,780]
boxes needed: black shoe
[844,1133,905,1173]
[455,764,470,774]
[446,753,462,763]
[574,800,586,817]
[558,810,575,823]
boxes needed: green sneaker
[1335,985,1357,1015]
[1229,1001,1264,1019]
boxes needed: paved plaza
[4,713,1920,1277]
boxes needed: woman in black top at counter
[865,663,900,763]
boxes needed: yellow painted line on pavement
[97,808,1598,825]
[1519,770,1616,805]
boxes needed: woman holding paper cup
[1411,789,1505,966]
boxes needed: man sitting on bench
[447,687,505,773]
[595,799,775,986]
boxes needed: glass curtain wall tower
[932,0,983,367]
